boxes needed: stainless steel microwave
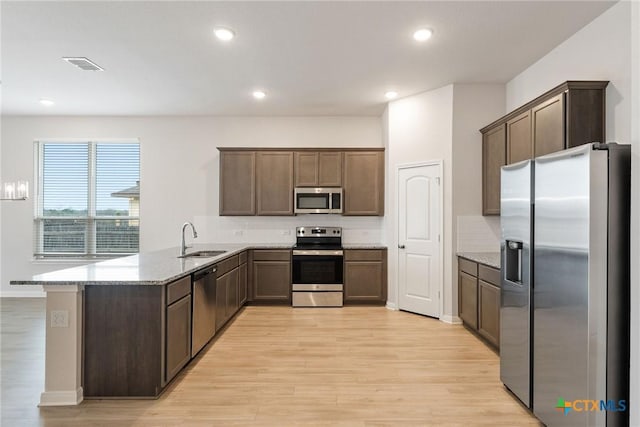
[294,187,343,214]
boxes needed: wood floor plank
[1,300,541,426]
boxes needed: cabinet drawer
[479,264,500,287]
[217,255,239,277]
[238,251,248,264]
[252,250,291,261]
[344,249,384,262]
[459,258,478,277]
[167,276,191,305]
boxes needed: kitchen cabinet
[344,249,387,304]
[294,151,342,187]
[215,255,240,331]
[256,151,294,215]
[219,148,384,217]
[166,293,191,382]
[482,124,506,215]
[219,151,256,215]
[457,257,500,348]
[238,252,248,306]
[84,276,194,398]
[251,250,291,304]
[343,151,384,216]
[480,81,607,215]
[532,94,564,157]
[507,111,532,164]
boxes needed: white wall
[507,1,638,423]
[385,85,454,312]
[0,115,383,296]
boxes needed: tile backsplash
[456,215,501,252]
[194,215,384,245]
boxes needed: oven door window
[292,256,343,285]
[297,193,329,210]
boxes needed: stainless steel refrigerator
[500,142,630,427]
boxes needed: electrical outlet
[281,230,291,236]
[51,310,69,328]
[233,230,243,237]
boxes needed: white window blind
[34,140,140,258]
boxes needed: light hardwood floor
[1,298,541,426]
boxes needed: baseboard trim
[0,290,46,298]
[385,302,398,310]
[440,315,462,324]
[39,387,83,406]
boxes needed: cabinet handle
[398,245,405,249]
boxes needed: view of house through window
[34,140,140,258]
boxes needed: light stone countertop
[11,243,291,286]
[457,252,501,269]
[342,244,387,249]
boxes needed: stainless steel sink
[179,250,226,258]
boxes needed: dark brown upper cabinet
[480,81,607,215]
[507,111,532,164]
[219,151,256,216]
[532,94,564,157]
[343,151,384,216]
[294,152,342,187]
[482,124,506,216]
[256,151,294,216]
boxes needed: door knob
[398,245,405,249]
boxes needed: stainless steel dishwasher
[191,266,217,356]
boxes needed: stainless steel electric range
[291,226,343,307]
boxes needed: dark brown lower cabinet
[238,262,248,306]
[215,273,228,331]
[458,271,478,329]
[458,256,500,348]
[478,280,500,347]
[166,294,192,382]
[343,249,387,304]
[251,250,291,304]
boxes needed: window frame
[33,139,140,259]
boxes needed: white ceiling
[1,1,616,116]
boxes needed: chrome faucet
[180,222,198,256]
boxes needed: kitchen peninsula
[11,243,387,405]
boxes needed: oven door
[292,250,344,285]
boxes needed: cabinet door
[343,151,384,216]
[344,260,386,304]
[478,280,500,347]
[253,261,291,303]
[533,94,565,157]
[256,152,294,215]
[166,295,192,382]
[318,152,342,187]
[215,273,228,331]
[220,151,256,215]
[482,125,506,216]
[294,152,318,187]
[458,271,478,329]
[226,268,239,319]
[506,111,532,164]
[238,262,247,306]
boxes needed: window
[34,140,140,259]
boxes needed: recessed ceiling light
[413,28,433,42]
[252,90,266,100]
[214,27,235,41]
[39,98,55,106]
[385,91,398,100]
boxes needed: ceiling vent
[62,57,104,71]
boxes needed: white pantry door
[397,162,441,318]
